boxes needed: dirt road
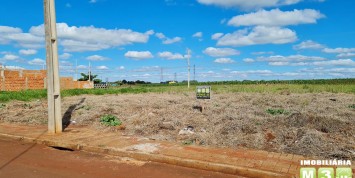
[0,138,239,178]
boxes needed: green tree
[78,73,102,84]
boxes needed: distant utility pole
[193,64,195,81]
[160,67,163,83]
[44,0,62,134]
[174,72,177,82]
[187,48,191,88]
[88,62,91,81]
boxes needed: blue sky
[0,0,354,82]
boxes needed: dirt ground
[0,92,354,160]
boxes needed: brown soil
[0,138,239,178]
[1,92,354,160]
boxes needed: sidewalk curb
[0,133,294,178]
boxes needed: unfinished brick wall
[0,67,93,91]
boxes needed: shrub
[100,114,122,126]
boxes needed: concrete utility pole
[44,0,62,134]
[187,48,191,88]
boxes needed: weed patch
[348,104,355,109]
[100,114,122,126]
[266,108,289,115]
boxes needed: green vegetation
[0,78,354,102]
[0,89,47,102]
[349,104,355,109]
[266,108,289,115]
[100,114,122,126]
[78,72,102,84]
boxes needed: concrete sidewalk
[0,124,352,178]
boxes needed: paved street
[0,138,240,178]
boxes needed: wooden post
[44,0,62,134]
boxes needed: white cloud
[132,66,160,72]
[336,53,355,59]
[216,26,297,46]
[197,0,301,10]
[211,33,224,40]
[257,55,326,62]
[77,65,87,69]
[299,67,355,76]
[86,55,109,61]
[322,48,355,53]
[60,61,73,66]
[0,25,43,48]
[313,59,355,66]
[155,32,182,44]
[214,58,235,64]
[29,23,153,52]
[145,30,155,35]
[4,66,25,70]
[124,51,153,60]
[28,58,45,65]
[117,66,125,70]
[59,53,72,59]
[269,61,290,66]
[162,37,182,44]
[243,58,255,63]
[203,47,240,57]
[60,40,110,52]
[1,54,19,60]
[96,65,109,70]
[155,33,166,39]
[251,51,274,55]
[228,9,324,27]
[158,51,184,60]
[231,70,273,75]
[19,49,37,55]
[293,40,325,50]
[192,32,203,38]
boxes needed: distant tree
[135,80,145,84]
[122,79,127,84]
[78,73,96,81]
[127,81,135,85]
[93,79,102,84]
[78,73,101,84]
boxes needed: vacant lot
[0,92,354,160]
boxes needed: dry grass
[1,92,354,160]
